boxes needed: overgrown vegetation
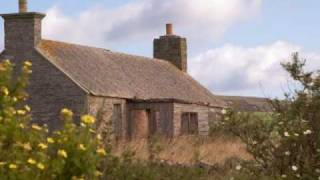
[0,60,106,179]
[215,53,320,179]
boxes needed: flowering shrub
[0,60,106,179]
[216,53,320,179]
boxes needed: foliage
[0,60,106,180]
[215,53,320,179]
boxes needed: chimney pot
[19,0,28,13]
[166,23,173,35]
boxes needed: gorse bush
[216,53,320,179]
[0,60,106,180]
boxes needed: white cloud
[189,41,320,98]
[42,0,262,47]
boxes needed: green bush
[216,53,320,179]
[0,60,106,180]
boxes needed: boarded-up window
[152,111,161,134]
[113,104,122,138]
[181,112,198,135]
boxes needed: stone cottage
[0,1,228,139]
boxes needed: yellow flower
[27,158,36,165]
[24,61,32,67]
[96,148,107,156]
[25,105,31,112]
[1,87,9,96]
[89,128,95,133]
[71,176,85,180]
[95,170,103,177]
[23,143,32,151]
[58,149,68,158]
[4,59,11,65]
[32,124,42,131]
[47,137,55,144]
[80,123,86,127]
[17,110,26,115]
[12,97,17,102]
[97,134,102,140]
[78,144,86,151]
[9,164,18,169]
[38,143,48,150]
[61,108,73,118]
[0,162,6,166]
[81,115,96,125]
[19,123,25,129]
[36,163,45,170]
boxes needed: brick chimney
[154,24,187,72]
[1,0,45,50]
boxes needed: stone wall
[173,103,221,136]
[86,96,127,140]
[0,49,87,130]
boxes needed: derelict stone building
[0,1,228,139]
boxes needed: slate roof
[219,96,273,112]
[36,40,225,107]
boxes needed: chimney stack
[19,0,28,13]
[1,0,45,50]
[166,23,173,35]
[154,24,188,72]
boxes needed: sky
[1,0,320,98]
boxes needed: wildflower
[281,174,287,178]
[284,151,290,156]
[284,132,290,137]
[303,130,312,135]
[235,165,242,170]
[27,158,36,165]
[12,97,17,102]
[47,137,55,144]
[36,163,45,170]
[89,128,95,133]
[24,105,31,112]
[278,121,284,125]
[96,148,107,156]
[294,133,299,137]
[24,61,32,67]
[32,124,42,131]
[38,143,48,150]
[23,143,32,151]
[95,170,103,177]
[1,87,9,96]
[17,110,26,115]
[58,149,68,158]
[19,123,25,129]
[0,162,6,166]
[81,115,96,124]
[9,164,18,169]
[221,109,227,115]
[80,123,86,127]
[252,141,258,145]
[292,165,298,171]
[97,134,102,140]
[61,108,73,118]
[78,144,86,151]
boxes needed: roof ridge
[41,39,175,66]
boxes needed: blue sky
[1,0,319,98]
